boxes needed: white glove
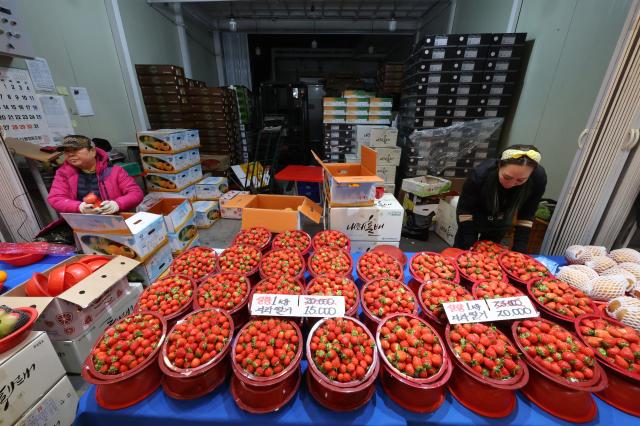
[79,202,99,214]
[98,200,119,215]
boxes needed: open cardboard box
[224,194,323,233]
[145,198,193,234]
[312,145,383,207]
[62,211,168,261]
[0,255,139,341]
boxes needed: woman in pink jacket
[48,135,143,215]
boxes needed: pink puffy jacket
[48,148,144,213]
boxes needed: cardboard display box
[145,163,203,192]
[376,165,397,184]
[313,146,383,207]
[435,196,459,246]
[356,125,389,149]
[168,214,198,254]
[0,331,66,426]
[14,375,79,426]
[350,240,400,253]
[373,147,402,166]
[51,283,143,373]
[192,200,220,228]
[129,242,173,285]
[225,194,323,233]
[148,184,196,200]
[62,212,167,261]
[220,190,250,219]
[401,191,441,219]
[144,198,193,235]
[323,97,347,107]
[1,256,139,340]
[200,154,231,172]
[401,176,452,198]
[137,129,198,154]
[195,176,229,200]
[140,148,200,173]
[369,128,398,147]
[329,194,404,242]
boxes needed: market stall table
[73,253,637,425]
[274,165,323,202]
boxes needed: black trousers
[453,227,508,249]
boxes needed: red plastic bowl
[356,252,404,284]
[46,265,67,297]
[311,230,351,253]
[134,275,196,323]
[258,248,306,281]
[0,307,38,354]
[526,279,598,326]
[417,279,473,331]
[159,308,234,400]
[233,227,272,253]
[0,252,45,266]
[371,245,407,268]
[360,278,418,335]
[307,247,353,279]
[409,252,460,287]
[454,251,509,285]
[440,247,465,259]
[64,262,92,289]
[26,273,49,297]
[375,313,453,413]
[497,251,550,286]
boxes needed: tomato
[197,272,249,310]
[456,251,506,282]
[410,252,457,282]
[309,247,352,277]
[474,279,523,300]
[448,323,521,380]
[307,274,358,312]
[170,247,218,281]
[362,278,416,319]
[165,309,231,369]
[470,240,507,259]
[253,276,303,295]
[272,230,311,253]
[378,315,443,379]
[233,227,271,250]
[419,279,473,320]
[91,313,163,375]
[358,252,402,281]
[83,192,102,208]
[218,245,261,275]
[516,318,596,382]
[137,276,193,317]
[311,317,376,382]
[499,251,549,282]
[233,318,300,377]
[530,277,595,320]
[312,230,350,251]
[577,316,640,378]
[260,248,305,278]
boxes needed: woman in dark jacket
[453,144,547,252]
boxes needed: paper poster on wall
[0,67,51,146]
[25,57,56,92]
[38,94,73,145]
[70,86,94,116]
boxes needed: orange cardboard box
[224,194,323,233]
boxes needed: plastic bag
[0,242,75,255]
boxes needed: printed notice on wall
[70,86,94,116]
[38,94,73,145]
[25,57,56,92]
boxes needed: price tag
[444,296,539,324]
[485,296,539,321]
[250,294,300,317]
[299,295,345,318]
[443,300,491,324]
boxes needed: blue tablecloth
[73,253,637,425]
[0,254,73,294]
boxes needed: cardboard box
[168,215,198,254]
[137,129,197,154]
[200,154,231,172]
[350,240,400,253]
[1,256,139,340]
[129,243,173,285]
[373,147,401,166]
[356,125,389,147]
[195,176,229,200]
[145,163,202,192]
[346,99,370,107]
[369,97,393,107]
[313,146,383,207]
[14,375,79,426]
[51,283,143,373]
[140,148,200,173]
[224,194,323,233]
[329,194,404,242]
[401,192,441,218]
[377,165,397,184]
[435,196,459,246]
[323,116,346,124]
[148,184,196,200]
[145,198,193,234]
[323,97,347,106]
[220,190,250,219]
[323,107,347,116]
[62,212,167,261]
[401,176,452,198]
[368,107,392,116]
[192,200,220,228]
[368,118,392,125]
[345,115,369,124]
[0,332,66,426]
[381,183,396,194]
[343,90,374,98]
[370,128,398,147]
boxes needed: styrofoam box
[14,375,79,426]
[0,331,66,426]
[329,194,404,242]
[377,165,397,184]
[350,240,400,253]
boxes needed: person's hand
[79,202,99,214]
[97,200,119,215]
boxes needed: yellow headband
[501,149,541,163]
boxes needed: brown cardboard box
[140,85,188,96]
[186,87,228,97]
[190,104,229,114]
[138,75,186,86]
[143,94,189,105]
[135,64,184,76]
[145,104,191,114]
[189,96,226,105]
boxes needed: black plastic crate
[323,123,355,131]
[411,59,486,73]
[323,130,354,139]
[420,34,470,47]
[490,33,527,45]
[417,46,490,60]
[440,166,476,178]
[487,45,526,59]
[480,83,517,96]
[482,72,519,84]
[323,139,355,148]
[486,59,522,72]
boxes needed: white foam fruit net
[557,267,592,293]
[609,248,640,264]
[585,256,618,273]
[587,275,628,301]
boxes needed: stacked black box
[399,33,527,178]
[322,123,356,162]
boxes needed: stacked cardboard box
[354,126,400,191]
[229,85,253,163]
[377,63,404,95]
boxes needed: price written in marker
[443,295,539,324]
[299,295,345,318]
[250,294,345,318]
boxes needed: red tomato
[233,227,271,250]
[312,230,350,251]
[197,272,249,310]
[218,245,261,275]
[272,230,311,253]
[260,248,305,278]
[362,278,416,319]
[358,252,402,281]
[307,274,358,312]
[137,276,193,317]
[420,279,473,320]
[309,247,352,277]
[170,247,218,281]
[410,252,457,282]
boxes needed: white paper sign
[38,94,73,145]
[250,294,345,317]
[299,295,345,318]
[70,86,94,116]
[444,296,539,324]
[25,57,56,92]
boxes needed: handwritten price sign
[250,294,345,318]
[444,295,539,324]
[299,295,345,318]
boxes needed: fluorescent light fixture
[229,17,237,32]
[388,18,397,32]
[311,39,318,49]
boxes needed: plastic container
[64,262,92,289]
[308,247,353,279]
[511,319,608,422]
[230,319,303,413]
[360,278,418,334]
[376,313,452,413]
[26,273,49,297]
[258,248,306,282]
[311,230,351,253]
[233,227,272,253]
[498,251,549,286]
[454,251,509,285]
[444,323,530,418]
[440,247,465,259]
[356,252,404,284]
[0,307,38,354]
[0,252,45,266]
[171,246,219,282]
[417,279,473,332]
[371,245,407,268]
[409,252,460,292]
[217,245,262,286]
[471,279,523,300]
[80,256,110,273]
[194,272,251,331]
[272,230,312,257]
[159,308,234,400]
[305,275,360,329]
[81,312,167,410]
[306,317,379,411]
[574,314,640,416]
[526,279,597,326]
[134,275,196,324]
[46,265,66,296]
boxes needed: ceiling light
[388,17,397,32]
[255,46,261,56]
[311,39,318,49]
[229,17,237,32]
[368,45,374,54]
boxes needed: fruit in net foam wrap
[420,279,472,320]
[585,275,628,301]
[607,297,640,332]
[556,266,592,293]
[0,305,30,338]
[577,316,640,378]
[584,255,618,273]
[600,267,637,291]
[530,277,595,319]
[310,317,375,383]
[609,248,640,264]
[565,264,600,280]
[618,262,640,281]
[565,245,607,265]
[449,322,521,380]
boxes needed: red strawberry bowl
[195,272,251,330]
[311,230,351,253]
[170,247,219,282]
[360,278,417,334]
[308,247,353,279]
[233,227,272,252]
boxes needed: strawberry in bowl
[233,227,272,252]
[410,252,458,283]
[471,240,507,259]
[312,230,350,252]
[218,245,262,276]
[357,251,403,282]
[272,230,312,255]
[528,277,596,322]
[259,248,305,279]
[499,251,549,284]
[456,251,507,283]
[308,247,353,277]
[472,280,523,300]
[418,279,473,325]
[361,278,417,333]
[307,274,359,315]
[170,247,218,281]
[136,276,195,321]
